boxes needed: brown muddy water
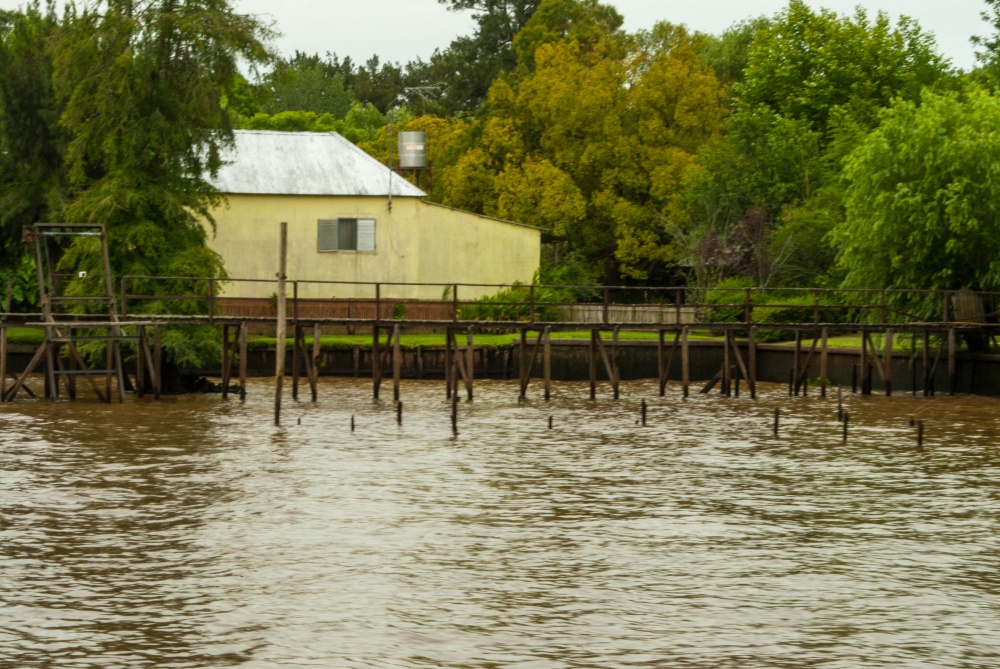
[2,379,1000,668]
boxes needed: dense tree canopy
[677,0,952,287]
[834,88,1000,294]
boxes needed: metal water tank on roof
[398,131,427,169]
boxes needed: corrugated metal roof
[209,130,426,197]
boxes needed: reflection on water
[2,379,1000,668]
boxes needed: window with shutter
[318,219,338,251]
[317,218,376,252]
[357,219,376,252]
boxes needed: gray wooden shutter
[357,219,376,252]
[318,219,338,251]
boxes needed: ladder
[3,223,135,403]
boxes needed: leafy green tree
[696,16,769,90]
[736,0,947,131]
[424,5,727,285]
[0,1,62,261]
[48,0,272,367]
[972,0,1000,85]
[833,88,1000,297]
[258,52,355,118]
[240,102,388,144]
[405,0,539,113]
[680,0,951,288]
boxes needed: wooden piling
[948,328,956,395]
[292,323,301,400]
[543,326,551,401]
[239,322,248,401]
[466,326,475,401]
[0,324,5,402]
[153,325,162,401]
[519,329,528,400]
[793,330,802,397]
[310,323,320,402]
[860,330,870,396]
[729,333,752,399]
[657,330,665,397]
[372,324,383,400]
[843,412,849,441]
[682,327,690,398]
[222,324,231,400]
[589,329,597,400]
[884,329,893,397]
[748,327,757,399]
[612,325,620,401]
[393,324,402,403]
[136,325,145,399]
[820,328,828,397]
[104,330,112,403]
[722,331,731,397]
[922,330,930,397]
[274,221,288,425]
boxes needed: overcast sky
[0,0,992,70]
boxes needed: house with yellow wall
[204,130,541,301]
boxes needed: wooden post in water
[292,324,301,400]
[372,324,382,400]
[239,322,248,401]
[154,325,162,401]
[612,325,620,400]
[948,328,957,395]
[820,328,829,398]
[657,330,666,397]
[445,329,454,400]
[222,325,231,400]
[589,329,597,400]
[860,330,870,396]
[682,326,690,398]
[310,323,320,402]
[748,327,757,400]
[922,330,930,397]
[793,330,802,397]
[0,323,6,402]
[722,330,731,397]
[393,323,402,403]
[543,326,551,401]
[466,326,475,401]
[519,329,527,400]
[884,329,893,397]
[274,221,288,425]
[136,325,145,399]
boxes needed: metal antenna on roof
[388,116,394,213]
[387,93,408,214]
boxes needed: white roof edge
[420,200,545,231]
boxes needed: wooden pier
[3,223,1000,424]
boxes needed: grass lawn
[3,327,44,346]
[2,324,972,353]
[245,329,730,350]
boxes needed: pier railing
[109,278,1000,328]
[3,276,1000,329]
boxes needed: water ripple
[2,379,1000,667]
